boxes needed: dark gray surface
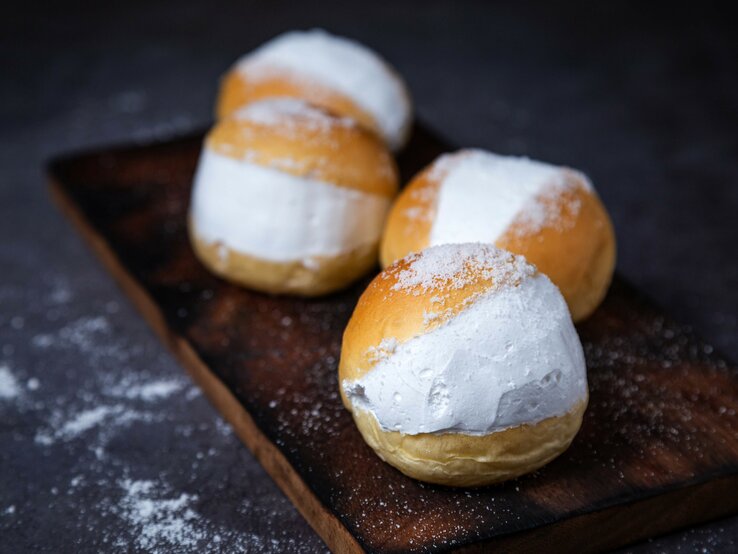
[1,1,736,552]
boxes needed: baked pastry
[216,29,413,151]
[339,243,588,487]
[380,150,616,321]
[189,98,398,296]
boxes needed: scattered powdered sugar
[390,243,535,295]
[401,179,440,227]
[366,337,399,362]
[49,283,73,305]
[32,374,186,447]
[114,478,310,553]
[109,378,184,402]
[2,275,327,551]
[423,310,440,325]
[508,169,591,238]
[225,97,356,155]
[60,405,123,438]
[118,479,204,551]
[398,155,456,225]
[32,315,126,362]
[0,363,21,399]
[35,405,126,445]
[403,205,430,222]
[267,155,326,173]
[233,97,354,133]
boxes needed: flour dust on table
[0,269,325,553]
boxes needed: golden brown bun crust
[207,104,398,198]
[217,69,382,144]
[351,400,587,487]
[379,157,616,321]
[497,173,616,321]
[379,163,443,268]
[190,225,378,296]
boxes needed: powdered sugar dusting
[400,169,443,227]
[2,243,325,552]
[390,243,535,295]
[109,378,184,402]
[398,153,459,225]
[0,363,20,399]
[32,315,122,362]
[366,337,399,363]
[112,478,313,553]
[403,205,431,222]
[118,479,204,551]
[59,405,123,438]
[234,97,354,132]
[33,404,156,446]
[508,169,590,238]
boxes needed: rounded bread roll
[217,29,413,151]
[189,98,398,295]
[380,149,616,321]
[339,243,588,486]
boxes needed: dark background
[1,1,736,552]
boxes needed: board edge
[48,177,366,554]
[47,164,738,553]
[456,473,738,553]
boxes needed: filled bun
[217,29,413,151]
[189,98,398,295]
[380,150,616,321]
[340,243,589,486]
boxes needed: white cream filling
[236,29,412,150]
[342,274,587,435]
[190,148,391,262]
[429,151,564,246]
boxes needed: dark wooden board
[47,125,738,553]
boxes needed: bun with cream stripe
[189,98,398,295]
[217,29,413,151]
[339,243,588,486]
[380,149,616,321]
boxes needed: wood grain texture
[47,125,738,553]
